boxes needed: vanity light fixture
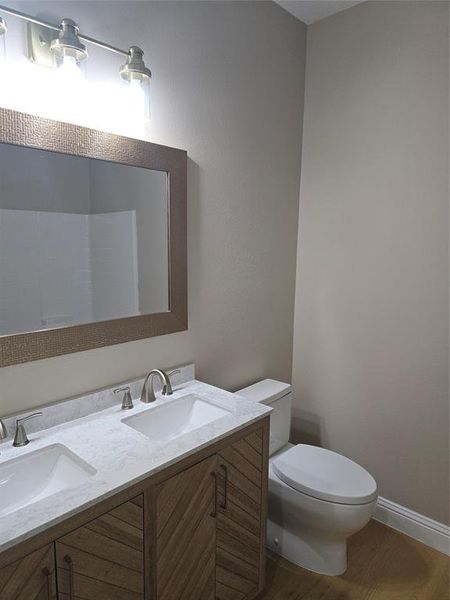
[0,4,152,120]
[50,18,88,79]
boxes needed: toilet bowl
[267,443,377,574]
[236,379,377,576]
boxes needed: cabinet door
[0,543,56,600]
[56,495,144,600]
[152,454,218,600]
[216,427,268,600]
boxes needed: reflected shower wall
[90,211,139,322]
[0,143,169,336]
[0,208,138,334]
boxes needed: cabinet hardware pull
[64,554,74,600]
[220,464,228,510]
[42,567,52,600]
[210,471,218,517]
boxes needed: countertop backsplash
[0,363,195,443]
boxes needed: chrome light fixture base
[50,18,88,64]
[120,46,151,82]
[27,22,55,67]
[28,19,88,69]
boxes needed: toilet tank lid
[235,379,291,405]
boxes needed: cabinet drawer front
[56,495,144,600]
[0,543,56,600]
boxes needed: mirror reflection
[0,144,169,336]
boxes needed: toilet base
[267,518,347,576]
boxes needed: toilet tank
[235,379,292,456]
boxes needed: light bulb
[58,53,83,81]
[128,78,145,113]
[126,76,150,121]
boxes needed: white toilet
[237,379,377,576]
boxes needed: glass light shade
[125,73,150,121]
[120,46,151,122]
[51,19,87,82]
[0,18,6,61]
[53,47,86,80]
[0,34,5,61]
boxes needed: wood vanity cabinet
[0,419,268,600]
[0,498,145,600]
[215,430,266,600]
[55,496,145,600]
[149,427,267,600]
[151,455,218,599]
[0,543,56,599]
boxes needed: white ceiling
[275,1,365,24]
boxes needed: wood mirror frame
[0,108,187,367]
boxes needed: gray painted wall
[293,1,449,524]
[0,1,306,414]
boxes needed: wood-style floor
[257,520,449,600]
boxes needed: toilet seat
[272,444,377,505]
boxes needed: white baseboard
[374,497,450,556]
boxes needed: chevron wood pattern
[0,543,56,600]
[0,420,270,600]
[56,495,144,600]
[216,429,267,600]
[154,454,218,600]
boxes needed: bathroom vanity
[0,371,271,600]
[0,103,269,600]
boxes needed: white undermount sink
[122,393,231,442]
[0,444,96,518]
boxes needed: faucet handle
[167,369,181,378]
[16,412,43,424]
[0,419,7,441]
[114,386,134,410]
[162,369,181,396]
[13,412,43,447]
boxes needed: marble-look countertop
[0,377,270,554]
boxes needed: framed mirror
[0,108,187,367]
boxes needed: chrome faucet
[140,368,180,403]
[13,412,43,447]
